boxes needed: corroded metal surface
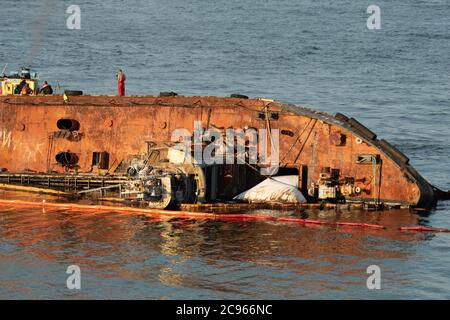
[0,95,435,208]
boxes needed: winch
[308,167,363,202]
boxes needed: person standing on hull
[15,79,27,95]
[20,83,33,95]
[116,69,126,96]
[39,81,53,95]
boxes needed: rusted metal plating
[0,95,440,209]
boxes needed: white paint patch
[1,129,12,149]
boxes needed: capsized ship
[0,81,448,210]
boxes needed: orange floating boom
[399,226,450,233]
[0,198,386,229]
[2,198,449,233]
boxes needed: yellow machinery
[0,67,39,95]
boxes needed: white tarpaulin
[233,175,306,203]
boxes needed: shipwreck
[0,70,448,211]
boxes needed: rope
[280,118,313,163]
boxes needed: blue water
[0,0,449,299]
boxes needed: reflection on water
[1,191,449,299]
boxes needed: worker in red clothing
[116,69,126,96]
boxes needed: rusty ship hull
[0,95,438,209]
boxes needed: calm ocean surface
[0,0,449,299]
